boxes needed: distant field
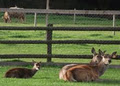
[1,13,120,27]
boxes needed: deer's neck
[31,68,38,76]
[96,62,109,76]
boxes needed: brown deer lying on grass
[59,47,103,80]
[4,61,41,78]
[63,50,117,82]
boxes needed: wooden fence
[0,26,120,62]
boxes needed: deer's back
[5,68,32,78]
[66,65,99,82]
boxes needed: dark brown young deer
[59,48,102,80]
[63,50,117,82]
[5,61,41,78]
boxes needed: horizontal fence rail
[0,54,92,59]
[1,40,120,44]
[1,8,120,15]
[0,54,120,59]
[0,27,120,31]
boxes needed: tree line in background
[0,0,119,10]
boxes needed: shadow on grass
[68,79,120,86]
[53,34,71,39]
[6,59,25,62]
[90,34,102,37]
[34,77,51,79]
[10,35,31,38]
[0,38,5,39]
[94,79,120,85]
[79,44,89,46]
[105,36,113,38]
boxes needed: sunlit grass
[0,66,120,86]
[0,11,120,86]
[0,13,120,63]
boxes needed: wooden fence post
[46,24,53,62]
[34,12,37,27]
[73,8,76,24]
[113,14,116,35]
[46,0,50,26]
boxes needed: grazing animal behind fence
[3,11,11,23]
[4,61,41,78]
[59,47,102,80]
[3,6,25,23]
[63,50,117,82]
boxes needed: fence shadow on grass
[95,79,120,85]
[33,77,51,80]
[89,34,102,37]
[105,36,113,38]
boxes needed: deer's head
[99,49,117,65]
[33,61,41,70]
[90,47,103,66]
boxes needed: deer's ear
[91,47,97,55]
[98,49,102,55]
[103,50,106,53]
[98,49,105,56]
[111,52,117,58]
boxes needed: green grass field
[0,13,120,63]
[1,13,120,27]
[0,13,120,61]
[0,30,120,63]
[0,13,120,86]
[0,66,120,86]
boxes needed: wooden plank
[113,15,116,35]
[73,8,76,24]
[0,54,99,59]
[46,30,52,62]
[45,0,50,26]
[0,54,119,59]
[1,40,120,44]
[34,13,37,27]
[46,0,50,10]
[0,26,120,31]
[46,23,52,62]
